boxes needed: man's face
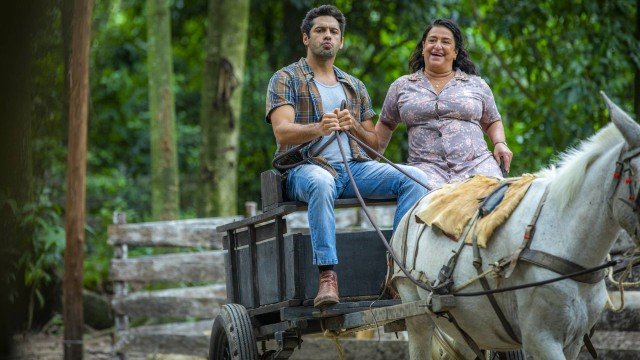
[303,15,343,59]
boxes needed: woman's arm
[374,121,397,155]
[485,120,513,173]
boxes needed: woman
[376,19,513,190]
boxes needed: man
[266,5,428,308]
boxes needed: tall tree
[147,0,180,220]
[63,0,94,358]
[198,0,250,216]
[0,0,49,353]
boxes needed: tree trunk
[0,1,47,354]
[61,0,73,142]
[147,0,180,220]
[63,0,93,359]
[198,0,250,216]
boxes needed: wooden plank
[112,285,226,318]
[217,204,299,232]
[112,212,130,335]
[247,299,301,318]
[217,199,397,233]
[275,216,285,301]
[281,300,401,321]
[321,299,430,331]
[222,221,287,249]
[114,319,213,357]
[108,217,240,248]
[261,170,284,211]
[228,230,239,304]
[249,225,260,308]
[110,251,225,282]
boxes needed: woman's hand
[493,142,513,174]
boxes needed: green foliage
[2,190,65,328]
[19,0,639,319]
[462,0,638,173]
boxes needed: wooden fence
[109,212,240,358]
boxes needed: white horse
[391,93,640,360]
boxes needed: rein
[333,128,434,292]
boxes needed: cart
[209,170,533,360]
[207,170,426,359]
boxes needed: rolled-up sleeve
[379,80,402,128]
[266,71,295,123]
[479,79,501,130]
[357,79,376,121]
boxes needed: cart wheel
[209,304,259,360]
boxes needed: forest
[0,0,638,345]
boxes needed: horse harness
[429,175,618,359]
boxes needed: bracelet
[493,141,507,146]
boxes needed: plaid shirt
[266,58,376,176]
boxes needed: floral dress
[379,68,503,190]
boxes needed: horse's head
[602,91,640,247]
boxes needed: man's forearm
[274,122,323,146]
[350,123,378,152]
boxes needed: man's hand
[335,108,357,132]
[319,112,340,136]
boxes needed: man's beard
[313,45,336,58]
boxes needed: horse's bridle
[609,146,640,213]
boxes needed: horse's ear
[601,91,640,148]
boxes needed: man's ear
[302,33,309,46]
[339,37,344,49]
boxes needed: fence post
[245,201,258,217]
[112,211,128,360]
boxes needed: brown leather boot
[313,270,339,308]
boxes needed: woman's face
[422,26,458,72]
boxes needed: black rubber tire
[209,304,259,360]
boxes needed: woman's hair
[408,18,478,75]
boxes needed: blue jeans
[286,161,429,265]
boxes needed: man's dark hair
[408,18,478,75]
[300,5,346,36]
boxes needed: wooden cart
[208,171,417,359]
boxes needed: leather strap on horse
[445,311,486,360]
[502,182,607,285]
[583,325,598,359]
[471,183,521,344]
[502,184,550,279]
[476,274,520,344]
[519,249,607,284]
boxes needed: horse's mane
[536,123,623,209]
